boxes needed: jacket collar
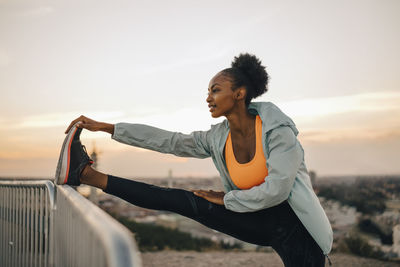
[248,102,299,136]
[216,101,299,146]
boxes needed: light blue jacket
[112,102,333,256]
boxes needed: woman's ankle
[79,165,108,190]
[79,164,92,183]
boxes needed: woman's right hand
[191,189,225,205]
[65,115,113,134]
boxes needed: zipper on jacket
[325,254,332,266]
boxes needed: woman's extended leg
[80,167,325,266]
[102,174,281,246]
[80,166,282,245]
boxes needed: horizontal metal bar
[55,185,142,267]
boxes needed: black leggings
[104,175,326,267]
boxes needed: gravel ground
[141,251,400,267]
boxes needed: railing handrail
[56,185,142,267]
[0,179,142,267]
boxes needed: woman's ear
[235,87,247,101]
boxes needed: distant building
[168,169,173,187]
[392,224,400,256]
[386,200,400,212]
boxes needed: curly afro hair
[221,53,269,106]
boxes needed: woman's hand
[191,190,225,205]
[65,115,114,135]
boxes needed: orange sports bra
[225,115,268,189]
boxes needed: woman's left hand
[191,190,225,205]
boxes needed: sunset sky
[1,0,399,179]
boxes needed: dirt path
[141,251,400,267]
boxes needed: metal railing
[0,179,142,267]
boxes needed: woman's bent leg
[270,209,326,267]
[104,175,283,246]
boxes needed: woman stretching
[56,53,333,266]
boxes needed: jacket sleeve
[223,126,303,212]
[112,122,211,158]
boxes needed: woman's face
[206,73,237,118]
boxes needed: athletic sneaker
[55,122,93,185]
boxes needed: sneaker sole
[55,122,80,184]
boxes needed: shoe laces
[81,145,94,164]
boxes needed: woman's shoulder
[248,101,283,115]
[209,119,229,133]
[249,101,299,136]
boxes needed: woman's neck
[226,106,256,137]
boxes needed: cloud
[299,128,400,143]
[0,110,125,130]
[4,91,398,143]
[20,6,54,17]
[273,91,400,143]
[0,48,10,67]
[130,50,230,77]
[277,91,400,120]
